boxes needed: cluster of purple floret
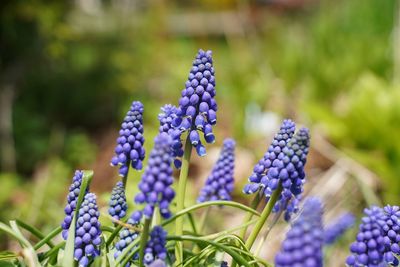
[110,101,145,176]
[243,119,310,221]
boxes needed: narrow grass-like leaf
[9,221,40,267]
[34,226,61,250]
[162,201,260,227]
[61,170,93,267]
[16,219,54,248]
[0,251,18,261]
[167,235,251,267]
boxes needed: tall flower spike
[110,101,145,177]
[346,206,386,266]
[172,49,217,163]
[324,213,356,244]
[243,119,296,195]
[269,127,310,221]
[143,226,168,266]
[197,138,235,202]
[134,133,175,220]
[114,214,141,265]
[158,104,183,168]
[74,193,102,267]
[108,181,127,221]
[61,170,87,240]
[381,205,400,266]
[275,197,324,267]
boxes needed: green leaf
[62,170,93,267]
[34,227,62,250]
[0,251,18,261]
[16,219,54,248]
[0,260,16,267]
[162,201,260,227]
[167,235,251,267]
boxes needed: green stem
[175,137,192,266]
[245,184,282,250]
[106,225,122,248]
[16,219,55,248]
[238,192,261,239]
[122,165,130,189]
[254,209,283,256]
[139,218,151,267]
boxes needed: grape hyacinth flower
[108,181,128,221]
[134,133,175,220]
[61,170,87,240]
[171,49,217,163]
[114,214,141,265]
[143,226,167,266]
[74,193,102,267]
[243,119,296,195]
[110,101,145,177]
[346,206,386,266]
[197,138,235,202]
[381,205,400,266]
[275,197,324,267]
[158,104,183,168]
[324,213,356,244]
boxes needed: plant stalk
[139,218,151,267]
[244,184,282,250]
[174,137,192,266]
[238,192,261,239]
[122,165,130,189]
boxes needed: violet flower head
[114,215,141,265]
[143,226,167,266]
[346,206,386,267]
[108,181,127,221]
[197,138,235,203]
[74,193,102,267]
[324,213,356,245]
[158,104,183,168]
[275,197,324,267]
[111,101,145,177]
[172,49,217,162]
[134,133,175,220]
[381,205,400,266]
[243,119,296,195]
[61,170,87,240]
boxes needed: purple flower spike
[108,181,127,221]
[275,197,324,267]
[74,193,102,267]
[381,205,400,266]
[243,119,296,195]
[133,133,175,221]
[144,226,167,266]
[325,213,356,244]
[346,206,386,266]
[114,215,140,265]
[111,101,145,176]
[61,170,87,240]
[172,49,217,165]
[197,138,235,203]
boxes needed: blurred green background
[0,0,399,263]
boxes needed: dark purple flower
[381,205,400,266]
[197,138,235,202]
[172,49,217,163]
[111,101,145,177]
[74,193,102,267]
[158,104,183,168]
[275,197,324,267]
[346,206,386,267]
[108,181,127,221]
[114,215,141,265]
[61,170,87,240]
[243,119,296,195]
[143,226,167,265]
[325,213,356,244]
[134,133,175,220]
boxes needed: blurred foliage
[0,0,399,240]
